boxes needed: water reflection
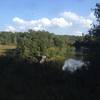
[62,58,85,72]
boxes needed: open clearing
[0,45,16,56]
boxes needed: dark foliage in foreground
[0,56,99,100]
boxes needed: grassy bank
[0,45,16,56]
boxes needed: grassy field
[0,45,16,56]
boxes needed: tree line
[0,30,82,62]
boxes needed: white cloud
[62,11,80,21]
[4,11,95,35]
[51,18,72,27]
[5,26,16,32]
[38,18,51,26]
[11,16,72,31]
[13,17,25,25]
[80,18,92,28]
[89,12,96,20]
[62,11,93,28]
[75,31,83,36]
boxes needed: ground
[0,45,16,56]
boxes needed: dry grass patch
[0,45,16,55]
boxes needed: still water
[62,52,87,72]
[62,58,85,72]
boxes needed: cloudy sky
[0,0,99,35]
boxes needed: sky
[0,0,100,35]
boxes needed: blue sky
[0,0,100,35]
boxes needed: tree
[82,3,100,68]
[15,31,76,62]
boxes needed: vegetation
[0,32,16,45]
[79,3,100,67]
[0,3,100,100]
[0,30,81,62]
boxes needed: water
[62,58,85,72]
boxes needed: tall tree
[82,3,100,69]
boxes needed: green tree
[82,3,100,67]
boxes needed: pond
[62,58,85,72]
[62,51,89,72]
